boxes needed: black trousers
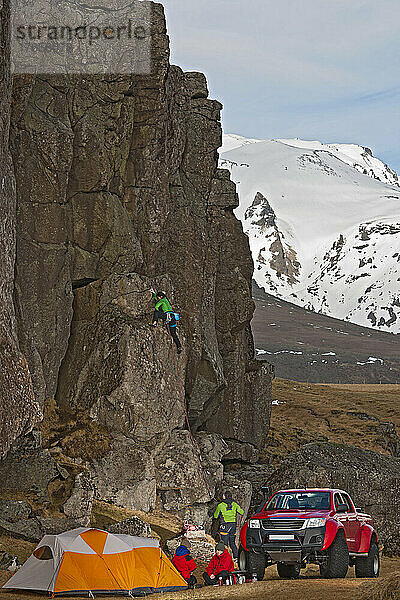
[153,310,182,350]
[187,574,197,588]
[203,571,230,586]
[168,324,182,350]
[220,522,238,559]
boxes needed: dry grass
[358,571,400,600]
[1,557,399,600]
[326,384,400,391]
[262,379,400,465]
[0,537,35,563]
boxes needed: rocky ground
[252,283,400,383]
[1,558,400,600]
[1,378,399,593]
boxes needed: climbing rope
[167,326,215,502]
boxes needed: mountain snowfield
[220,134,400,333]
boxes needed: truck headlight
[248,519,261,528]
[305,518,326,528]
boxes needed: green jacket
[214,501,244,524]
[154,294,173,313]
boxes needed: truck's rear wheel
[355,541,380,578]
[319,531,349,579]
[246,550,266,581]
[277,563,301,579]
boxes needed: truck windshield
[264,491,331,511]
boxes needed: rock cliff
[0,1,273,527]
[0,0,40,458]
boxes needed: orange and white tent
[2,528,188,596]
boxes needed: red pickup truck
[239,488,379,580]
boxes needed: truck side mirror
[337,503,348,513]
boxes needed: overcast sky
[161,0,400,172]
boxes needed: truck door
[341,493,360,551]
[334,493,352,548]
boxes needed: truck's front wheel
[238,547,248,572]
[319,531,349,579]
[246,550,266,581]
[277,563,301,579]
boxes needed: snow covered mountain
[220,134,400,333]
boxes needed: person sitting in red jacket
[203,542,234,586]
[172,545,198,589]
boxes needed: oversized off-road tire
[355,541,380,578]
[319,531,349,579]
[246,550,266,581]
[238,547,248,572]
[277,563,301,579]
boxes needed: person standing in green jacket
[152,291,182,354]
[214,491,244,559]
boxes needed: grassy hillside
[262,379,400,465]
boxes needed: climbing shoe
[177,347,182,355]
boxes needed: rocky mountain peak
[220,133,400,333]
[245,192,276,227]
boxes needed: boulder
[36,517,82,535]
[89,435,156,513]
[62,473,94,527]
[222,440,260,464]
[267,442,400,556]
[155,431,228,514]
[106,516,151,538]
[166,536,215,562]
[237,463,276,513]
[0,434,61,502]
[0,500,31,523]
[0,515,81,542]
[0,517,42,542]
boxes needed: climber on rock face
[151,290,182,354]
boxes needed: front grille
[262,519,305,530]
